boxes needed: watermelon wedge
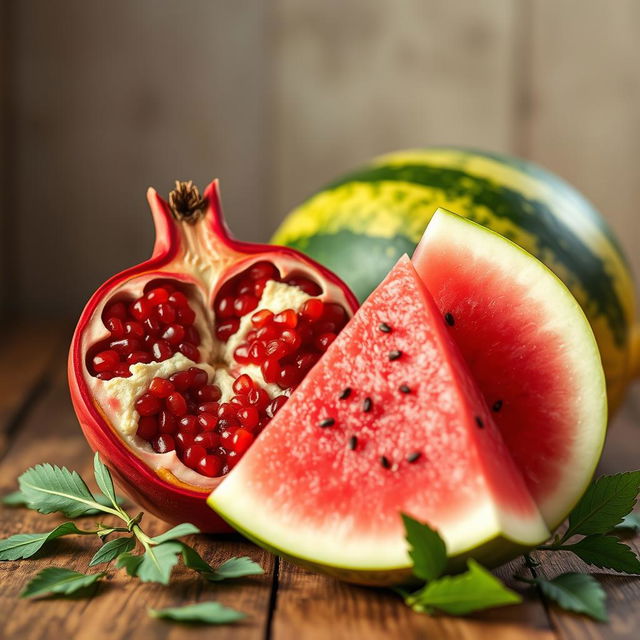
[412,209,608,530]
[209,255,551,585]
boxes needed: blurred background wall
[1,0,639,319]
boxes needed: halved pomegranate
[69,180,357,531]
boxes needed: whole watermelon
[272,147,639,413]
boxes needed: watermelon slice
[412,209,607,530]
[209,255,551,585]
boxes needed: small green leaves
[18,463,110,518]
[402,513,447,582]
[613,512,640,533]
[149,601,245,625]
[116,552,144,577]
[2,490,27,506]
[532,573,608,622]
[564,471,640,539]
[89,536,136,566]
[562,535,640,574]
[20,568,106,598]
[92,453,119,511]
[151,523,200,544]
[121,542,183,584]
[407,559,521,615]
[180,545,264,582]
[0,522,93,561]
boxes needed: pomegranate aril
[111,338,142,355]
[131,298,152,321]
[198,401,219,414]
[124,321,145,338]
[322,303,348,327]
[149,377,174,398]
[280,329,302,351]
[152,434,176,453]
[256,325,279,341]
[106,317,125,337]
[266,395,288,418]
[253,278,268,297]
[155,303,176,324]
[152,340,173,361]
[248,387,270,410]
[159,410,177,434]
[215,294,236,319]
[262,357,282,384]
[238,406,259,429]
[315,332,336,352]
[96,372,115,381]
[198,455,223,477]
[175,431,195,450]
[251,309,274,328]
[226,450,241,469]
[189,367,208,388]
[301,298,324,321]
[178,415,199,434]
[104,301,128,321]
[112,365,132,378]
[286,276,322,296]
[143,316,162,336]
[234,294,259,316]
[179,342,200,361]
[194,431,220,449]
[93,350,119,373]
[177,306,196,325]
[166,392,188,416]
[168,291,189,308]
[146,287,170,305]
[231,428,255,455]
[183,445,207,469]
[216,318,241,341]
[233,343,251,364]
[135,393,162,416]
[265,340,288,359]
[127,351,152,365]
[273,309,297,328]
[278,365,299,389]
[184,325,201,345]
[219,418,240,430]
[197,412,218,431]
[238,282,254,296]
[249,261,279,281]
[249,341,266,364]
[233,373,255,394]
[136,415,158,440]
[295,351,319,372]
[162,324,185,345]
[170,370,193,391]
[217,403,237,421]
[197,384,222,402]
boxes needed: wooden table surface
[1,323,639,639]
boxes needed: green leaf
[151,523,200,544]
[2,490,27,506]
[21,568,106,598]
[533,573,607,622]
[89,536,136,566]
[92,453,118,510]
[18,463,108,518]
[612,512,640,533]
[406,559,521,615]
[180,544,263,581]
[0,522,91,561]
[149,602,245,625]
[137,542,182,584]
[565,471,640,539]
[116,552,144,576]
[565,535,640,574]
[401,513,447,582]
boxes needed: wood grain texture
[9,0,270,318]
[0,357,275,640]
[271,0,521,220]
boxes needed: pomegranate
[69,180,357,531]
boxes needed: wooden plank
[10,0,270,318]
[271,0,522,222]
[526,0,640,281]
[272,557,555,639]
[0,357,274,640]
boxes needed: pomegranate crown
[168,180,207,223]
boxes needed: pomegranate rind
[68,180,358,532]
[412,209,607,530]
[209,257,550,585]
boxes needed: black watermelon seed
[407,451,421,463]
[319,418,335,428]
[362,397,373,413]
[475,416,484,428]
[388,350,402,361]
[380,456,391,469]
[444,312,455,326]
[492,400,503,412]
[378,322,392,333]
[399,384,411,394]
[339,387,352,400]
[348,435,357,450]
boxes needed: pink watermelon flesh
[210,255,548,577]
[412,209,606,529]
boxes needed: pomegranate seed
[216,318,241,341]
[106,317,125,337]
[198,401,219,414]
[266,395,288,418]
[315,332,336,352]
[156,303,176,324]
[166,392,188,416]
[301,298,324,321]
[127,351,152,365]
[96,372,115,380]
[278,365,299,389]
[253,278,268,297]
[261,357,281,384]
[162,324,185,345]
[238,281,254,296]
[151,340,173,361]
[296,351,318,371]
[233,374,255,394]
[136,416,158,440]
[219,418,240,430]
[168,291,189,308]
[230,394,248,407]
[215,295,236,319]
[248,387,270,410]
[183,445,207,469]
[111,338,142,355]
[135,393,162,416]
[112,365,132,378]
[152,434,175,453]
[273,309,297,328]
[194,432,220,449]
[124,321,145,338]
[184,326,201,345]
[251,309,274,327]
[238,406,259,429]
[257,325,279,341]
[197,385,222,402]
[177,306,196,325]
[105,301,128,321]
[197,412,218,431]
[143,316,162,336]
[178,415,199,434]
[234,294,259,316]
[159,410,177,434]
[249,341,266,364]
[198,455,223,477]
[322,303,347,327]
[130,298,152,321]
[170,370,193,391]
[175,431,195,450]
[249,261,278,280]
[226,450,241,469]
[218,403,237,421]
[286,276,322,296]
[146,287,170,305]
[189,367,208,388]
[178,342,200,361]
[93,350,119,373]
[280,329,302,351]
[231,428,254,455]
[233,343,251,364]
[149,377,174,398]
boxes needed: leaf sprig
[0,454,263,613]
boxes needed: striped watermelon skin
[272,148,639,412]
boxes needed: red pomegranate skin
[68,180,358,531]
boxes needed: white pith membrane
[81,266,347,489]
[209,256,551,575]
[413,209,608,529]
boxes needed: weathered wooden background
[1,0,639,319]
